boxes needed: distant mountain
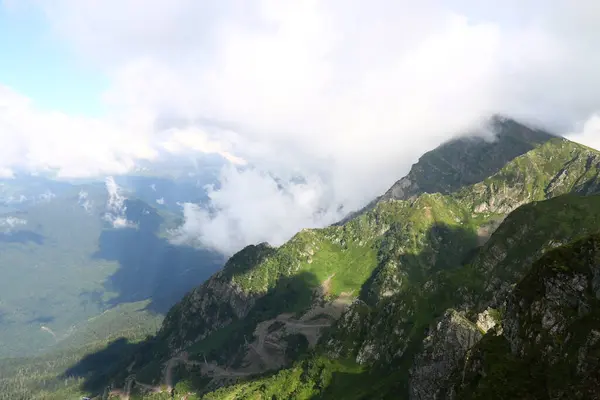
[4,116,600,400]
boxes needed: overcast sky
[1,0,600,253]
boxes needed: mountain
[442,233,600,399]
[337,115,556,224]
[3,116,600,399]
[0,171,224,359]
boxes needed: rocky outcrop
[159,272,257,352]
[409,310,482,400]
[447,235,600,399]
[158,243,276,352]
[503,235,600,362]
[475,309,498,333]
[384,116,555,201]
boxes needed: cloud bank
[4,0,600,253]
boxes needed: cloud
[104,176,132,228]
[170,165,338,253]
[0,84,244,178]
[78,190,93,212]
[0,216,27,232]
[39,190,56,202]
[6,0,600,253]
[566,114,600,150]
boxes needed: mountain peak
[381,116,556,202]
[336,116,557,225]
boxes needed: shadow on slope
[94,199,225,314]
[0,230,45,244]
[61,271,321,397]
[60,337,157,396]
[359,221,482,305]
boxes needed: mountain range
[3,116,600,400]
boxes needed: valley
[0,172,223,359]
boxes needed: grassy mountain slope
[69,121,600,399]
[193,193,600,400]
[156,135,599,353]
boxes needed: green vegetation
[198,357,395,400]
[0,304,159,400]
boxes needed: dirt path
[321,274,335,295]
[163,354,254,392]
[114,286,353,398]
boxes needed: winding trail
[113,281,353,398]
[164,353,253,392]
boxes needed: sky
[0,2,107,115]
[1,0,600,254]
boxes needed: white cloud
[103,176,133,228]
[170,165,338,253]
[78,190,93,212]
[39,190,56,202]
[156,197,165,205]
[0,216,27,232]
[566,114,600,150]
[5,0,600,253]
[0,84,244,178]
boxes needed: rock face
[475,309,498,333]
[447,235,600,399]
[158,243,275,352]
[382,116,555,202]
[409,310,482,400]
[336,116,555,224]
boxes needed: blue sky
[0,3,107,116]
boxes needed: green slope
[0,301,160,400]
[185,194,600,400]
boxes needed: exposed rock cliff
[446,235,600,399]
